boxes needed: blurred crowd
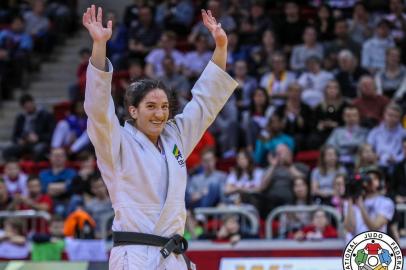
[1,0,406,259]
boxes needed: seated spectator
[248,29,277,78]
[145,31,184,78]
[157,55,190,109]
[126,5,161,61]
[361,19,395,74]
[188,0,236,47]
[63,207,96,239]
[51,100,90,155]
[183,34,212,80]
[39,148,77,216]
[353,75,390,128]
[275,82,314,151]
[70,152,97,197]
[2,160,28,197]
[186,149,226,209]
[385,0,406,44]
[3,94,55,161]
[10,176,52,213]
[293,209,338,240]
[105,10,128,66]
[68,47,90,101]
[260,52,295,106]
[324,18,361,70]
[0,14,33,95]
[155,0,194,35]
[298,56,334,108]
[343,166,394,242]
[0,218,27,245]
[257,144,309,217]
[232,59,257,110]
[123,0,142,28]
[330,173,346,214]
[254,114,295,166]
[335,49,369,99]
[224,150,264,205]
[309,80,348,148]
[375,47,406,99]
[310,4,335,42]
[278,177,311,238]
[85,175,113,239]
[290,25,324,72]
[355,143,378,171]
[240,87,273,152]
[348,2,374,45]
[367,103,406,169]
[0,180,12,210]
[238,1,272,45]
[23,0,52,53]
[186,130,215,174]
[327,105,369,167]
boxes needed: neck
[387,64,399,71]
[52,166,64,173]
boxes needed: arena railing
[0,210,51,234]
[194,205,259,235]
[265,205,343,239]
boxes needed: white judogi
[84,59,238,270]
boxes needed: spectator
[39,148,77,216]
[68,47,90,101]
[330,173,346,214]
[85,175,113,239]
[278,177,311,238]
[355,143,378,171]
[188,0,236,47]
[348,2,374,45]
[157,55,190,109]
[238,1,272,45]
[127,5,161,61]
[335,49,369,99]
[390,137,406,204]
[324,18,361,70]
[353,75,390,128]
[297,55,334,108]
[51,100,90,155]
[293,209,338,240]
[105,11,128,66]
[311,145,346,204]
[260,52,296,106]
[361,19,395,74]
[70,152,97,197]
[275,82,314,150]
[186,149,226,209]
[367,103,406,169]
[248,29,278,78]
[224,150,264,205]
[327,105,369,167]
[257,144,309,217]
[275,1,306,55]
[240,87,273,152]
[0,180,11,210]
[3,94,55,161]
[183,34,212,80]
[186,130,215,173]
[343,166,394,242]
[2,160,28,197]
[123,0,142,28]
[0,218,27,245]
[309,80,348,147]
[254,114,295,166]
[310,4,335,42]
[290,26,324,72]
[145,31,184,78]
[233,59,258,110]
[155,0,194,35]
[385,0,406,44]
[10,176,53,214]
[226,31,250,70]
[375,47,406,99]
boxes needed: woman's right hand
[82,5,112,43]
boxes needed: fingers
[97,7,102,23]
[91,4,96,23]
[207,10,217,24]
[82,8,91,27]
[107,20,113,30]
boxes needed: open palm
[201,9,227,47]
[82,5,112,43]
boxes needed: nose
[154,108,165,119]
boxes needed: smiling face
[129,89,169,144]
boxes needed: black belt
[112,231,193,270]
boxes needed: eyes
[146,103,169,110]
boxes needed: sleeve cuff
[88,57,114,74]
[204,60,239,90]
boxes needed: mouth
[150,120,164,126]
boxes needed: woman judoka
[82,5,238,270]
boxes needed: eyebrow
[145,101,169,105]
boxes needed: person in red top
[186,130,215,173]
[353,75,390,128]
[293,209,338,240]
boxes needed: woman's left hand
[201,9,227,47]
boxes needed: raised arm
[82,6,121,173]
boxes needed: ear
[128,105,138,120]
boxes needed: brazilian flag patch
[172,144,185,167]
